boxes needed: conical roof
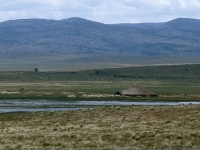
[121,84,156,96]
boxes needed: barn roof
[120,84,157,96]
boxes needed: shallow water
[0,99,200,113]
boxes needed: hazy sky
[0,0,200,24]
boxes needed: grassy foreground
[0,104,199,149]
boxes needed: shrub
[42,142,51,147]
[177,135,182,139]
[34,68,39,72]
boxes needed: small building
[115,84,158,97]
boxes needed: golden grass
[0,105,199,149]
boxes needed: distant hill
[0,17,200,56]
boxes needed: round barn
[115,84,158,97]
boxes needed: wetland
[0,64,200,149]
[1,64,200,100]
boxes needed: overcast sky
[0,0,200,24]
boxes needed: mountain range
[0,17,200,56]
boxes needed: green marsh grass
[0,64,200,100]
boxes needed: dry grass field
[0,104,199,149]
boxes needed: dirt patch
[82,94,116,98]
[0,91,20,94]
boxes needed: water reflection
[0,99,200,113]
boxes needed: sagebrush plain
[0,105,200,149]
